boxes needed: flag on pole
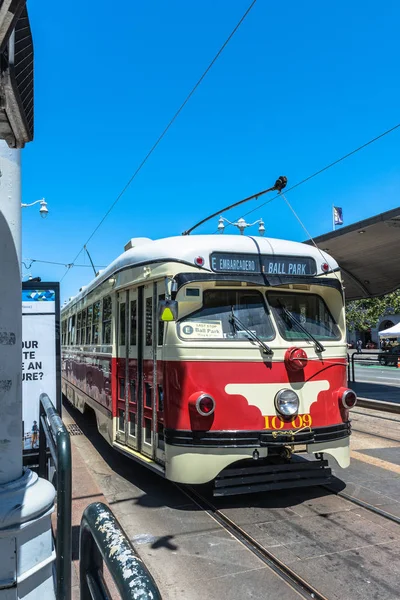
[333,206,343,226]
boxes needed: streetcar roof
[62,235,338,309]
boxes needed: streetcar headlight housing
[340,388,357,409]
[195,394,216,416]
[275,389,299,417]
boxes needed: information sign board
[22,282,60,451]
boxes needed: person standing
[356,339,362,354]
[31,421,38,449]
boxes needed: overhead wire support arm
[84,245,97,277]
[182,176,287,235]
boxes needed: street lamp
[217,216,266,236]
[21,198,49,218]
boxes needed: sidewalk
[60,411,119,599]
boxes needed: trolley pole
[0,144,56,597]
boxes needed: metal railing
[38,393,72,600]
[349,351,395,382]
[80,502,162,600]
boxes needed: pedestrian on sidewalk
[356,339,362,354]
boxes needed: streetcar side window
[71,314,76,345]
[92,301,101,345]
[178,289,275,341]
[102,296,112,345]
[86,305,93,345]
[267,292,341,341]
[81,309,87,345]
[130,299,137,346]
[77,312,82,345]
[61,320,67,345]
[145,297,152,346]
[119,302,126,346]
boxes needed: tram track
[351,426,400,444]
[321,486,400,526]
[352,410,400,423]
[176,474,400,600]
[176,483,329,600]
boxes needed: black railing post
[79,502,162,599]
[56,428,72,600]
[351,352,355,383]
[38,401,47,478]
[79,518,105,600]
[39,393,72,600]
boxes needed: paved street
[350,363,400,404]
[354,364,400,387]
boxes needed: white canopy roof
[379,322,400,338]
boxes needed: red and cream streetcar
[61,234,356,495]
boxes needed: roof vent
[124,238,152,252]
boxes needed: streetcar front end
[160,247,356,492]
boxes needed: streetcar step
[214,458,332,496]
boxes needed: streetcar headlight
[275,389,299,417]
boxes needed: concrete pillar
[0,140,56,599]
[0,141,22,483]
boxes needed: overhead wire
[22,258,106,269]
[60,0,258,283]
[279,192,343,287]
[219,121,400,230]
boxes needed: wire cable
[220,121,400,230]
[279,192,343,287]
[23,258,106,269]
[61,0,258,283]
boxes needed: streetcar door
[155,281,165,463]
[126,288,139,450]
[140,284,156,458]
[116,291,128,445]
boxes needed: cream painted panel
[225,380,330,415]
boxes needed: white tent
[378,322,400,338]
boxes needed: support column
[0,140,56,599]
[0,141,22,483]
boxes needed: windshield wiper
[229,308,273,355]
[277,300,325,353]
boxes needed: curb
[356,397,400,414]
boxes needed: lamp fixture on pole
[218,216,266,236]
[21,198,49,218]
[182,176,287,235]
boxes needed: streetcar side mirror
[158,299,178,322]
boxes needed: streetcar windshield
[178,289,275,341]
[267,292,341,341]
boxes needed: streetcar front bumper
[164,422,351,483]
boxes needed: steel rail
[351,426,400,444]
[352,410,400,422]
[176,484,329,600]
[323,486,400,526]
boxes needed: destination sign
[210,252,317,276]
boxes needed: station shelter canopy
[379,323,400,338]
[304,206,400,300]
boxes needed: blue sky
[22,0,400,302]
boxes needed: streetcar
[61,234,357,495]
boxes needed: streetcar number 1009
[264,414,312,430]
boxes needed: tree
[345,290,400,332]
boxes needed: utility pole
[0,7,56,599]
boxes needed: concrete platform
[61,411,120,599]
